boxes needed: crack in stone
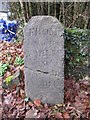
[25,66,49,74]
[25,66,63,78]
[36,70,49,74]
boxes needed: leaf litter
[0,40,90,119]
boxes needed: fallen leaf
[28,101,34,107]
[63,111,70,118]
[20,89,25,98]
[0,108,2,119]
[55,112,63,118]
[25,110,38,118]
[44,103,49,109]
[34,99,41,107]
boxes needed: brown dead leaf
[20,89,25,98]
[0,108,2,119]
[44,103,49,109]
[28,101,34,107]
[6,71,11,77]
[25,110,38,118]
[74,101,87,112]
[34,99,42,107]
[55,112,63,118]
[63,111,70,118]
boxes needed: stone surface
[24,16,64,104]
[25,69,64,104]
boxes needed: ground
[0,40,90,119]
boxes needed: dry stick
[62,2,65,26]
[48,2,50,15]
[59,3,74,23]
[28,2,32,18]
[19,0,26,24]
[54,2,56,17]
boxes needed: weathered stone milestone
[24,16,64,104]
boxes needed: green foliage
[5,75,14,85]
[64,28,90,80]
[15,56,24,66]
[0,63,9,77]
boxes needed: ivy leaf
[0,63,9,77]
[15,56,24,66]
[5,75,14,85]
[76,58,80,62]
